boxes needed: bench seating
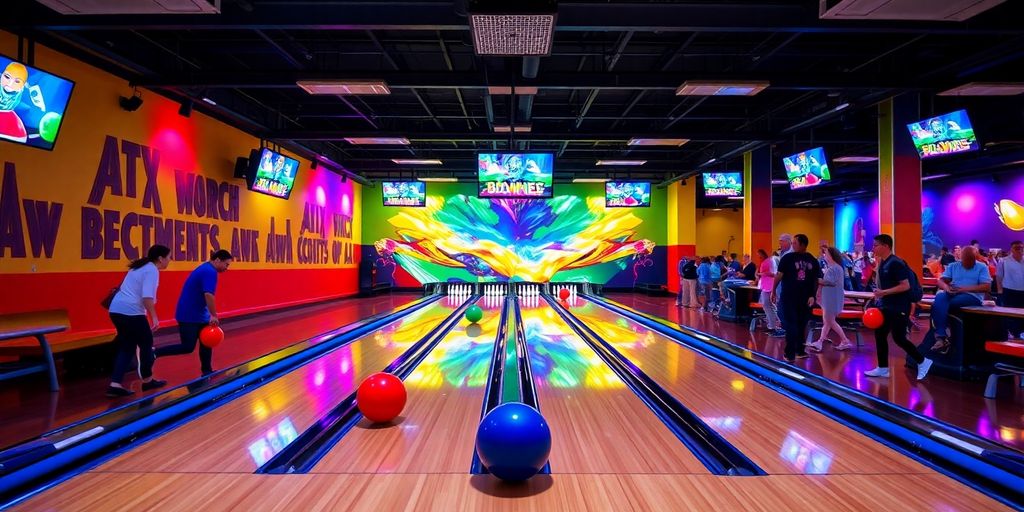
[983,341,1024,399]
[0,310,115,390]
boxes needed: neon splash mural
[373,195,655,285]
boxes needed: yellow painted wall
[696,207,836,256]
[773,208,836,251]
[696,209,744,257]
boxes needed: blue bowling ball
[475,402,551,481]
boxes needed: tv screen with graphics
[248,148,299,199]
[382,181,426,207]
[783,147,831,190]
[477,152,553,198]
[0,54,75,151]
[605,181,651,207]
[702,172,743,197]
[906,109,979,159]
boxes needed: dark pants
[875,308,924,368]
[110,313,154,384]
[779,298,811,360]
[1002,288,1024,336]
[156,322,213,373]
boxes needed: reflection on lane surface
[405,297,504,390]
[520,300,623,390]
[241,302,457,469]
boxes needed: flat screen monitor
[605,181,651,207]
[783,147,831,190]
[382,181,426,207]
[702,172,743,197]
[0,54,75,151]
[248,148,299,199]
[906,109,979,159]
[477,152,553,198]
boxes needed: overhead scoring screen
[477,152,553,198]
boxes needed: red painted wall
[664,244,697,293]
[1,267,359,332]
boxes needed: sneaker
[916,358,934,381]
[806,340,824,352]
[784,357,796,364]
[834,341,854,351]
[769,329,786,338]
[864,367,890,378]
[796,352,809,359]
[106,385,135,398]
[141,379,168,391]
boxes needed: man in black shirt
[939,246,955,268]
[771,234,821,362]
[740,254,757,281]
[678,257,699,308]
[866,234,932,380]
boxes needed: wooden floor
[10,294,1013,511]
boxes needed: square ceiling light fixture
[344,137,410,145]
[469,0,558,56]
[938,82,1024,96]
[418,177,459,182]
[297,80,391,95]
[628,138,689,147]
[493,125,532,133]
[676,81,770,96]
[392,159,443,165]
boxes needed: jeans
[930,291,982,338]
[779,298,811,359]
[875,308,924,368]
[852,273,862,291]
[110,313,154,384]
[759,290,781,330]
[156,322,214,373]
[1001,288,1024,336]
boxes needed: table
[912,304,1024,380]
[0,325,66,391]
[718,282,760,322]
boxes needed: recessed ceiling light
[771,179,789,185]
[938,82,1024,96]
[596,160,646,166]
[344,137,410,145]
[297,80,391,95]
[418,177,459,182]
[493,125,532,133]
[676,81,769,97]
[392,159,443,165]
[922,173,951,181]
[833,156,878,163]
[628,138,690,146]
[572,178,609,183]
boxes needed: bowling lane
[312,295,505,474]
[563,297,933,476]
[93,298,465,474]
[520,298,709,474]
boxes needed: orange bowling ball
[199,325,225,348]
[357,372,407,423]
[862,308,884,330]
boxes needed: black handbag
[100,287,120,309]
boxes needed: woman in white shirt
[106,245,171,397]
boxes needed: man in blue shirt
[931,246,991,354]
[156,250,233,375]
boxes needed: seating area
[984,340,1024,399]
[0,310,116,391]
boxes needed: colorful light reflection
[246,418,299,469]
[780,430,834,474]
[405,300,502,389]
[521,306,625,390]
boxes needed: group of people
[105,246,234,397]
[677,232,942,380]
[676,252,756,312]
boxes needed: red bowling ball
[357,372,407,423]
[558,287,570,300]
[862,308,884,330]
[199,325,225,348]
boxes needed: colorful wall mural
[922,171,1024,254]
[0,31,361,331]
[361,182,666,287]
[834,198,879,253]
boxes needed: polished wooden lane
[518,298,709,474]
[13,471,1009,511]
[311,295,505,474]
[93,299,464,474]
[565,297,930,476]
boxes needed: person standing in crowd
[771,234,820,362]
[809,246,853,352]
[756,249,784,337]
[842,251,854,291]
[708,256,725,310]
[852,250,865,292]
[106,245,171,397]
[778,234,793,258]
[940,246,955,268]
[697,257,712,309]
[925,255,943,278]
[740,254,757,281]
[679,256,699,308]
[865,234,933,379]
[728,253,742,275]
[157,250,234,375]
[997,241,1024,339]
[953,245,963,262]
[676,256,687,307]
[930,246,991,354]
[861,253,875,291]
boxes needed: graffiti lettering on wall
[0,135,355,268]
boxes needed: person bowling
[157,250,233,376]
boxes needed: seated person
[931,246,991,354]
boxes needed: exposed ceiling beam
[12,2,1024,35]
[270,130,875,144]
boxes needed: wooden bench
[983,340,1024,399]
[0,310,115,391]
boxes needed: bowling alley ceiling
[6,0,1024,207]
